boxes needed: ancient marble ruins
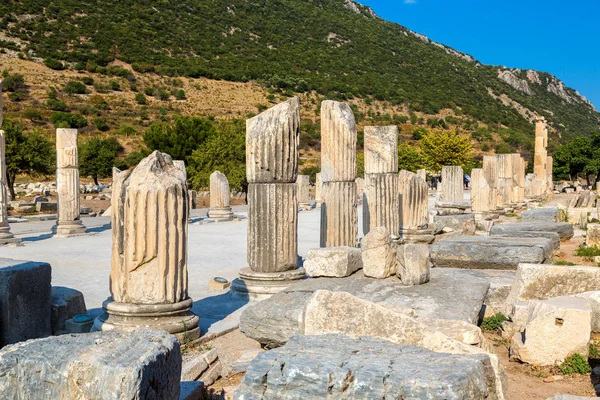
[320,100,358,248]
[94,151,199,341]
[440,165,463,202]
[208,170,234,220]
[398,170,432,243]
[231,97,305,299]
[53,129,86,236]
[296,174,311,211]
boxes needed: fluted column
[482,155,501,210]
[547,156,553,194]
[440,166,463,202]
[497,154,515,206]
[320,101,358,247]
[232,97,304,299]
[362,126,398,236]
[534,117,548,191]
[470,168,492,215]
[398,170,432,243]
[53,129,86,236]
[94,151,199,341]
[208,170,233,219]
[296,174,311,210]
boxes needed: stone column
[232,97,304,299]
[53,129,86,236]
[296,174,312,211]
[362,126,398,236]
[497,154,515,206]
[482,155,501,210]
[207,170,234,220]
[547,156,553,193]
[534,117,548,192]
[398,170,433,243]
[525,173,535,198]
[320,100,358,247]
[440,166,463,202]
[315,172,322,208]
[0,129,19,245]
[94,151,199,341]
[355,177,364,205]
[470,168,492,217]
[511,154,525,203]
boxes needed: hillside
[0,0,598,160]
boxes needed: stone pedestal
[320,181,358,248]
[208,170,233,220]
[440,166,463,202]
[94,151,199,341]
[363,173,399,236]
[53,129,85,237]
[296,174,312,211]
[233,97,305,299]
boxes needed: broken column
[483,155,501,210]
[398,170,433,243]
[534,117,548,194]
[53,129,86,236]
[511,154,525,203]
[296,174,312,211]
[497,154,515,207]
[362,126,399,236]
[470,168,492,218]
[440,166,463,202]
[320,100,358,248]
[315,173,322,208]
[207,170,234,220]
[231,97,305,299]
[93,151,200,341]
[547,155,553,193]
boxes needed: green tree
[3,120,54,198]
[420,129,473,173]
[552,135,600,184]
[187,119,246,191]
[143,117,215,164]
[398,142,422,172]
[79,137,124,185]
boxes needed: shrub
[46,98,68,111]
[135,92,147,105]
[110,80,121,91]
[81,76,94,86]
[90,95,110,110]
[480,313,507,331]
[557,353,591,375]
[43,58,64,70]
[23,108,43,122]
[174,89,186,100]
[64,81,87,95]
[51,112,88,129]
[93,118,109,132]
[2,73,25,92]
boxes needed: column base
[93,297,200,343]
[230,267,306,301]
[298,202,313,211]
[207,207,234,220]
[52,220,87,237]
[0,231,22,245]
[397,228,435,244]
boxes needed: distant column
[94,151,199,341]
[482,155,500,210]
[320,100,358,247]
[208,170,234,220]
[534,117,548,192]
[440,166,463,202]
[296,174,312,211]
[362,126,399,236]
[497,154,515,206]
[398,170,433,243]
[53,129,86,236]
[315,173,322,208]
[231,97,305,299]
[470,168,492,216]
[546,156,553,193]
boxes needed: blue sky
[359,0,600,110]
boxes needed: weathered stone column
[296,174,312,211]
[53,129,86,236]
[525,173,536,199]
[497,154,515,206]
[208,170,234,220]
[315,172,322,208]
[440,166,463,202]
[320,101,358,247]
[511,154,525,203]
[482,155,501,209]
[355,177,364,205]
[398,170,433,243]
[362,126,398,236]
[232,97,304,299]
[94,151,199,341]
[534,117,548,192]
[547,156,553,193]
[470,168,492,217]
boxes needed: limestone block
[575,291,600,332]
[320,181,357,248]
[236,334,506,400]
[396,243,431,286]
[361,227,395,279]
[320,100,357,182]
[482,155,498,189]
[208,170,233,219]
[0,258,51,347]
[504,263,600,314]
[398,170,429,231]
[248,183,297,272]
[0,330,181,399]
[362,172,399,235]
[510,296,591,366]
[420,317,485,346]
[36,201,57,212]
[587,223,600,248]
[490,222,574,241]
[521,207,558,223]
[433,213,476,235]
[246,97,299,183]
[304,247,362,278]
[51,286,87,335]
[440,165,464,202]
[296,174,310,205]
[490,230,560,251]
[363,125,398,174]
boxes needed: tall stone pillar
[547,156,553,193]
[208,170,234,220]
[53,129,86,236]
[534,117,548,192]
[94,151,199,341]
[470,168,492,216]
[362,126,399,236]
[497,154,515,206]
[355,177,364,205]
[296,174,312,211]
[511,154,525,203]
[525,173,536,198]
[440,166,463,202]
[398,170,433,243]
[482,155,501,210]
[232,97,304,299]
[320,100,358,247]
[315,173,322,208]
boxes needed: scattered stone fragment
[433,213,476,235]
[304,247,362,278]
[396,243,431,285]
[490,230,561,251]
[521,207,558,222]
[361,227,395,278]
[50,286,87,335]
[490,222,574,241]
[587,223,600,248]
